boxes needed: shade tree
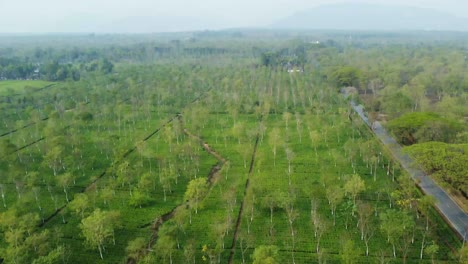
[344,173,365,209]
[69,193,90,219]
[80,208,121,259]
[311,213,329,253]
[126,237,148,263]
[183,178,208,224]
[380,209,414,258]
[325,185,344,225]
[267,127,282,167]
[252,245,279,264]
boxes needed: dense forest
[0,31,466,263]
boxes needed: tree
[100,187,115,206]
[80,209,121,259]
[363,223,375,257]
[418,195,436,230]
[261,190,285,234]
[172,207,188,248]
[184,178,208,224]
[237,144,251,169]
[69,193,89,219]
[156,235,175,264]
[295,112,303,143]
[425,242,439,264]
[325,185,344,225]
[404,142,468,194]
[282,112,292,130]
[231,122,245,144]
[312,214,329,253]
[356,202,373,241]
[129,190,153,208]
[380,209,413,258]
[344,174,365,208]
[31,245,65,264]
[126,237,147,262]
[331,66,362,88]
[160,165,175,201]
[0,183,7,208]
[285,147,295,184]
[238,230,254,264]
[99,58,114,74]
[181,240,195,264]
[458,244,468,264]
[309,130,321,157]
[268,127,282,167]
[163,126,175,152]
[387,112,461,145]
[243,187,256,234]
[356,202,374,256]
[340,239,359,264]
[252,245,279,264]
[284,195,298,264]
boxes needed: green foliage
[340,239,359,264]
[344,173,365,205]
[252,245,279,264]
[69,193,90,218]
[387,112,462,145]
[76,111,93,121]
[31,245,65,264]
[380,91,413,117]
[0,210,61,263]
[330,66,362,88]
[126,237,148,261]
[80,208,121,259]
[128,190,153,208]
[261,52,281,68]
[99,59,114,74]
[404,142,468,194]
[458,245,468,264]
[184,178,208,218]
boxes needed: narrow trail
[179,116,227,165]
[0,98,92,139]
[127,115,228,264]
[39,114,180,228]
[343,89,468,241]
[0,117,49,138]
[2,123,72,160]
[228,118,262,264]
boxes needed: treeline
[0,58,113,81]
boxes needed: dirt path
[228,118,262,264]
[127,115,228,263]
[344,91,468,241]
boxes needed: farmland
[0,32,466,263]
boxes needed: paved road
[349,100,468,241]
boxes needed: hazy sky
[1,0,468,32]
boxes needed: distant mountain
[271,3,468,31]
